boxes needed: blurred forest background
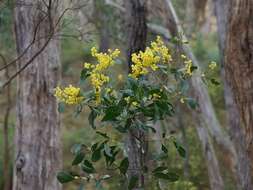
[0,0,252,190]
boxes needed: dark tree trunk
[13,1,62,190]
[94,0,110,52]
[125,0,147,189]
[125,0,147,71]
[213,0,253,189]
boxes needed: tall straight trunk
[125,0,147,189]
[13,1,62,190]
[1,54,12,190]
[225,0,253,148]
[195,116,224,190]
[161,0,228,189]
[213,0,253,189]
[224,1,253,189]
[162,0,235,157]
[95,0,110,52]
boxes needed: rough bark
[225,0,253,149]
[125,0,147,189]
[213,0,253,189]
[13,1,62,190]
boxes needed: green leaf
[92,148,102,162]
[119,157,129,175]
[57,171,75,183]
[128,176,138,190]
[102,105,122,121]
[186,98,198,110]
[173,141,186,158]
[91,143,98,152]
[58,102,65,113]
[210,78,220,85]
[96,131,109,139]
[89,109,98,129]
[100,174,111,180]
[71,144,83,154]
[161,144,168,154]
[72,152,85,166]
[153,172,179,182]
[80,68,90,81]
[82,160,95,173]
[104,144,112,157]
[190,65,198,72]
[152,166,168,173]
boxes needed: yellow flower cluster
[181,54,193,76]
[129,36,172,79]
[84,47,120,103]
[54,85,84,105]
[209,61,217,70]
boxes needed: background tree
[13,0,62,189]
[125,0,147,189]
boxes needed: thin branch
[1,4,87,88]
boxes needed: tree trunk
[125,0,147,189]
[196,121,224,190]
[225,0,253,149]
[213,0,253,189]
[1,54,12,190]
[161,1,229,189]
[95,0,110,52]
[162,0,236,158]
[13,1,62,190]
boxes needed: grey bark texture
[13,1,62,190]
[162,1,229,189]
[125,0,148,189]
[163,0,235,158]
[213,0,253,189]
[196,117,224,190]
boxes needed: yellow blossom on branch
[209,61,217,70]
[85,47,120,103]
[54,85,84,105]
[181,54,194,76]
[129,36,172,79]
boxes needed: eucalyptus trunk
[213,0,253,189]
[13,1,62,190]
[162,1,227,189]
[224,0,253,189]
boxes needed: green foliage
[55,36,220,189]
